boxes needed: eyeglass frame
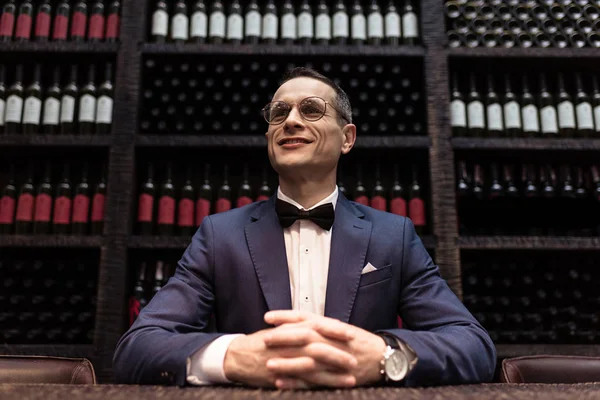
[261,96,350,125]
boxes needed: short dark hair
[279,67,352,126]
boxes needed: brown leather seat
[0,355,96,384]
[501,355,600,384]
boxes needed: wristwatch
[377,332,418,382]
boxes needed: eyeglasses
[261,96,348,125]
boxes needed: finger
[267,357,318,374]
[264,326,325,347]
[264,310,312,325]
[275,378,311,390]
[304,342,358,371]
[307,318,356,342]
[267,344,357,375]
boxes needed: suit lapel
[245,196,292,312]
[324,194,372,323]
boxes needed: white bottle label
[467,100,485,129]
[367,12,383,39]
[60,95,75,123]
[0,99,5,126]
[209,11,226,38]
[450,99,466,128]
[504,101,521,129]
[540,105,558,134]
[191,11,207,38]
[522,104,539,132]
[79,94,96,123]
[171,13,189,40]
[351,14,366,40]
[402,11,418,38]
[5,95,23,123]
[594,105,600,132]
[23,96,41,124]
[43,97,61,125]
[332,11,348,38]
[486,103,503,131]
[96,95,113,124]
[281,13,297,39]
[558,101,576,128]
[384,12,401,38]
[245,10,261,37]
[576,102,594,130]
[151,9,168,36]
[262,13,278,39]
[227,14,243,40]
[298,12,313,38]
[316,14,332,39]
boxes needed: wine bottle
[593,75,600,134]
[128,262,147,326]
[456,161,470,199]
[151,0,168,43]
[472,164,484,200]
[314,0,331,46]
[0,164,16,234]
[503,74,522,137]
[354,165,369,205]
[591,166,600,202]
[486,74,503,137]
[42,66,61,135]
[450,72,467,137]
[256,165,271,202]
[78,65,96,135]
[71,163,90,234]
[52,163,72,234]
[226,0,242,45]
[177,167,195,236]
[539,72,559,137]
[208,0,226,44]
[402,0,419,45]
[384,0,401,46]
[88,0,105,42]
[60,65,78,135]
[95,63,113,134]
[332,0,349,46]
[521,75,540,138]
[90,164,106,234]
[0,65,5,134]
[33,163,53,234]
[370,164,386,211]
[171,0,188,44]
[157,162,175,236]
[575,73,594,138]
[52,0,70,41]
[104,0,120,42]
[337,166,347,196]
[244,0,260,44]
[196,164,212,226]
[138,163,155,235]
[367,0,383,45]
[297,0,313,45]
[390,164,406,216]
[489,163,504,199]
[22,64,42,135]
[524,164,538,198]
[4,64,24,134]
[261,0,277,44]
[557,73,576,138]
[409,165,426,235]
[151,261,164,299]
[237,164,253,208]
[467,73,485,137]
[215,165,231,213]
[350,0,366,45]
[190,0,207,43]
[0,0,16,42]
[575,166,587,200]
[14,164,35,234]
[14,0,33,41]
[280,0,296,45]
[70,0,87,41]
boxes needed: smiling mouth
[278,138,314,145]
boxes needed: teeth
[282,139,307,144]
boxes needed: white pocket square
[361,262,377,275]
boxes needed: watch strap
[377,332,400,349]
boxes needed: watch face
[385,350,408,381]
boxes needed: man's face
[265,77,351,177]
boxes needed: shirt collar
[277,186,338,211]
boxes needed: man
[114,67,496,389]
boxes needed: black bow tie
[276,199,335,231]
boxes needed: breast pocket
[358,264,392,288]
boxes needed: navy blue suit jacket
[113,193,496,386]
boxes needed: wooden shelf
[452,137,600,151]
[0,135,112,147]
[0,235,104,248]
[458,236,600,250]
[448,47,600,58]
[496,344,600,359]
[0,344,95,358]
[0,42,119,53]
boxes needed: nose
[284,105,304,131]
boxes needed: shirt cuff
[186,334,245,385]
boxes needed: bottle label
[236,196,253,208]
[209,11,225,37]
[576,102,594,130]
[5,95,23,123]
[409,197,426,226]
[316,14,332,39]
[195,198,211,226]
[23,96,42,125]
[158,195,175,224]
[467,100,485,129]
[298,12,313,38]
[450,99,466,128]
[53,14,68,39]
[354,195,369,205]
[594,105,600,132]
[486,103,503,131]
[522,104,539,132]
[332,12,348,38]
[226,13,243,40]
[71,11,87,37]
[177,198,194,227]
[390,197,407,216]
[0,98,5,126]
[351,14,366,40]
[262,13,277,39]
[106,12,120,39]
[137,193,154,222]
[384,12,401,38]
[35,11,51,37]
[558,101,576,128]
[15,13,32,39]
[215,198,231,213]
[0,12,14,37]
[53,195,72,225]
[89,14,105,39]
[367,12,383,38]
[281,13,296,39]
[402,12,418,38]
[79,94,96,123]
[16,193,34,222]
[541,105,559,134]
[60,95,75,123]
[504,101,521,129]
[43,97,61,125]
[34,193,52,222]
[0,196,16,224]
[256,195,269,202]
[370,195,387,211]
[91,193,105,222]
[171,14,189,40]
[245,10,261,37]
[72,194,90,223]
[96,95,113,124]
[191,11,208,37]
[151,9,168,36]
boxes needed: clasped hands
[223,310,387,390]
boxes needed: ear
[340,124,356,155]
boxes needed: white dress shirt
[186,186,339,385]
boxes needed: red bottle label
[195,198,210,226]
[0,13,15,37]
[70,11,86,37]
[354,195,369,206]
[158,195,175,224]
[91,193,105,222]
[397,316,403,329]
[370,195,387,211]
[15,13,32,39]
[16,193,34,222]
[34,193,52,222]
[409,197,426,226]
[53,195,72,224]
[137,193,154,222]
[105,13,119,39]
[52,14,68,39]
[128,297,140,326]
[215,198,231,213]
[177,198,194,227]
[0,196,16,224]
[72,194,90,223]
[236,196,252,208]
[256,195,269,202]
[34,11,51,37]
[88,13,104,39]
[390,197,407,216]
